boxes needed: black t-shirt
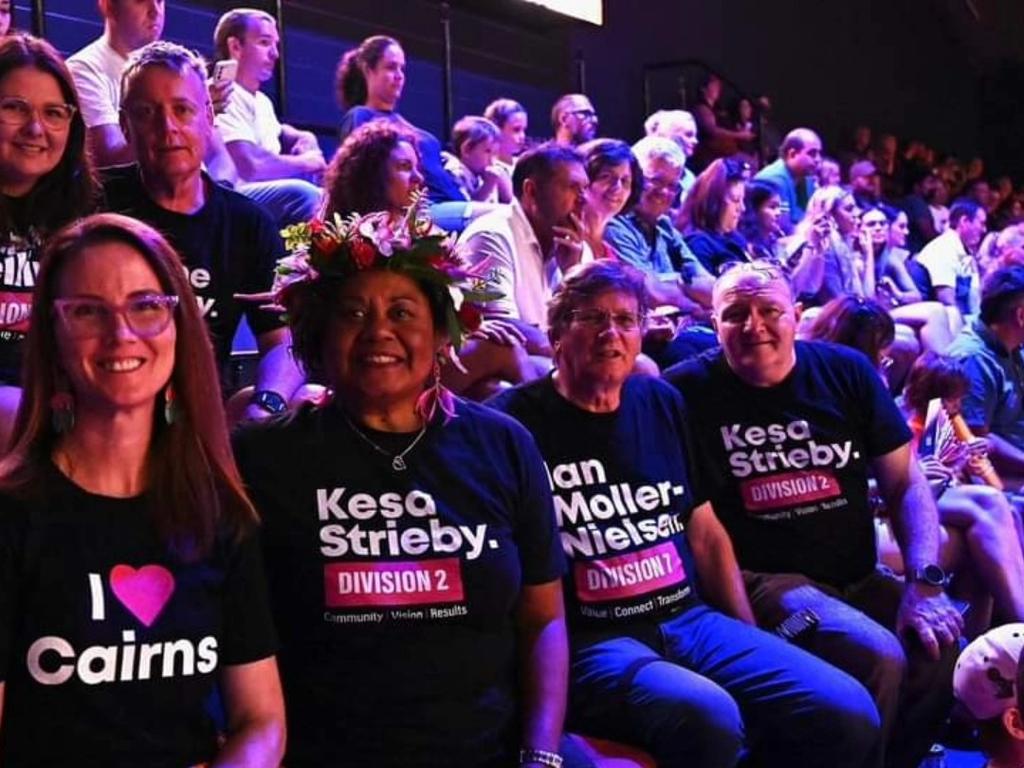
[232,400,564,768]
[0,197,42,385]
[0,466,277,767]
[489,376,705,630]
[665,341,912,588]
[100,165,285,369]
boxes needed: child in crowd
[443,115,512,203]
[954,624,1024,768]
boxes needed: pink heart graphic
[109,564,175,627]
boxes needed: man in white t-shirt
[67,0,236,181]
[914,197,987,323]
[459,143,591,343]
[67,0,165,167]
[213,8,324,226]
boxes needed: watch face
[921,564,946,586]
[255,391,287,414]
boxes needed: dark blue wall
[22,0,567,161]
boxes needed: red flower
[313,234,342,258]
[457,303,482,332]
[309,219,326,236]
[350,238,378,269]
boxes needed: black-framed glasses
[0,96,76,130]
[569,308,643,332]
[569,109,598,120]
[54,295,179,339]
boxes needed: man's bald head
[712,262,799,387]
[712,262,794,315]
[780,128,823,179]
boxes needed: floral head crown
[274,191,500,353]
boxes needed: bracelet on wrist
[520,748,563,768]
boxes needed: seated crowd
[3,6,1024,768]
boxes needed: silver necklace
[342,412,428,471]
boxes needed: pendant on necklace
[392,456,407,471]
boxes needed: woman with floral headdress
[233,196,569,767]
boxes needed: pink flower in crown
[272,249,319,295]
[358,213,397,257]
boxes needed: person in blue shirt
[754,127,822,233]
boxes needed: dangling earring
[163,383,180,426]
[415,352,458,424]
[50,390,75,434]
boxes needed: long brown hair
[680,157,745,234]
[0,34,98,234]
[0,214,257,560]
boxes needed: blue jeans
[569,605,881,768]
[744,569,958,768]
[237,179,323,228]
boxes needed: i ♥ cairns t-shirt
[0,465,277,766]
[232,400,564,768]
[489,375,705,630]
[665,341,912,588]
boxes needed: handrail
[31,0,45,37]
[273,0,287,116]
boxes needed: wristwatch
[907,564,948,588]
[251,390,288,415]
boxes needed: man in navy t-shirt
[666,262,963,768]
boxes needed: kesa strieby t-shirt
[232,400,564,768]
[0,466,278,766]
[489,375,705,629]
[666,341,912,588]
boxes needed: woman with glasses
[679,158,750,276]
[0,34,98,447]
[490,259,881,768]
[0,214,285,765]
[576,138,641,261]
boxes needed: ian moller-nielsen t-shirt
[100,165,286,371]
[666,341,912,588]
[489,375,705,629]
[0,466,278,766]
[233,400,564,768]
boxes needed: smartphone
[212,59,237,84]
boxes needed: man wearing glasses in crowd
[551,93,599,147]
[99,41,304,421]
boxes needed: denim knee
[642,682,744,768]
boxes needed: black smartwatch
[251,390,287,415]
[908,564,948,588]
